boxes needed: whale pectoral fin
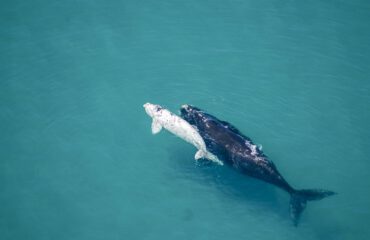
[151,120,162,134]
[194,150,205,160]
[258,144,263,151]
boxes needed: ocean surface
[1,1,370,239]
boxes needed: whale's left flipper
[151,120,162,134]
[290,189,336,226]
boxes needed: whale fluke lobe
[290,189,336,226]
[195,150,225,165]
[195,150,205,160]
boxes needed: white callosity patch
[251,144,258,156]
[143,103,223,165]
[245,140,258,156]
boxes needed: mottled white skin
[143,103,223,165]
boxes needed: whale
[180,104,335,226]
[143,103,223,165]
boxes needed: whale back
[219,120,254,142]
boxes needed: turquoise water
[1,0,370,239]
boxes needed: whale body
[180,104,335,226]
[143,103,223,165]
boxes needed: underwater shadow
[166,145,290,222]
[165,145,344,238]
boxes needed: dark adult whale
[180,104,335,226]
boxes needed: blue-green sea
[1,1,370,239]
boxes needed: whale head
[143,103,163,118]
[180,104,203,125]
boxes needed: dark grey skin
[180,104,336,226]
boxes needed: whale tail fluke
[194,150,224,166]
[290,189,336,226]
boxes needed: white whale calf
[143,103,223,165]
